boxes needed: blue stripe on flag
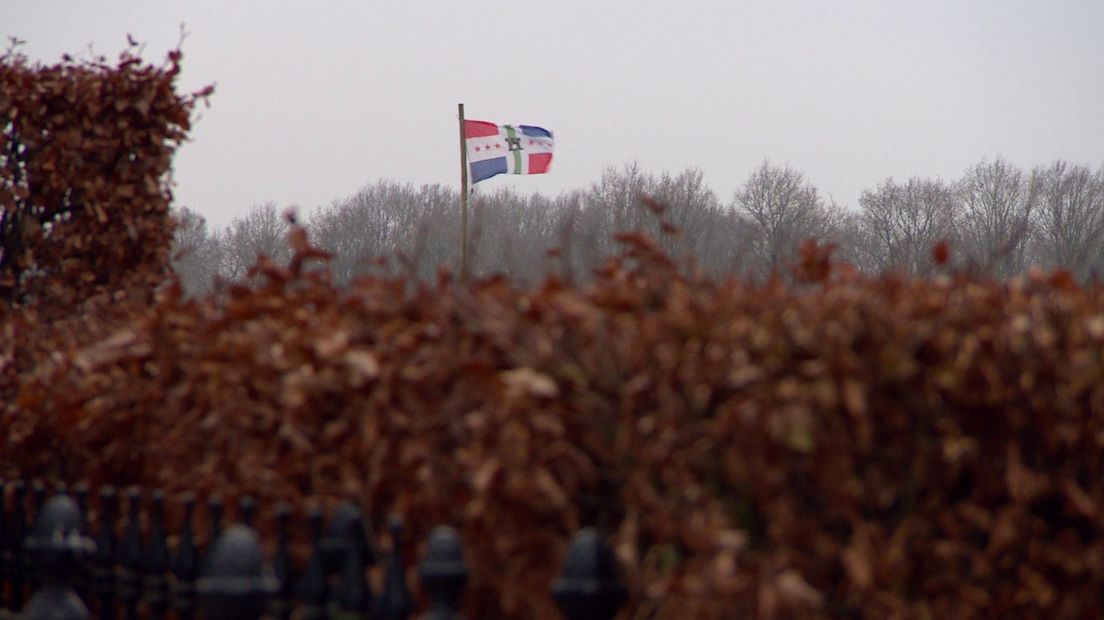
[519,125,552,138]
[471,156,508,184]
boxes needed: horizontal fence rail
[0,479,625,620]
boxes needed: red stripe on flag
[464,120,500,138]
[529,152,552,174]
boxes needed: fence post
[144,490,170,617]
[169,494,199,620]
[71,483,91,605]
[196,525,278,620]
[418,526,467,620]
[269,503,294,620]
[203,495,224,572]
[295,507,329,620]
[0,480,10,611]
[551,528,625,620]
[325,501,376,618]
[28,482,45,594]
[9,481,28,613]
[378,516,413,620]
[118,487,144,619]
[239,496,257,529]
[22,493,96,620]
[30,482,46,520]
[92,486,118,616]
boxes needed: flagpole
[458,102,469,283]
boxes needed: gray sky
[8,1,1104,229]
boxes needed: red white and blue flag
[465,120,554,184]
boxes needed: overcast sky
[8,1,1104,229]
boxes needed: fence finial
[419,525,467,619]
[552,528,626,620]
[23,493,96,620]
[196,524,278,620]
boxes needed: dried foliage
[8,225,1104,618]
[6,45,1104,620]
[0,41,207,309]
[1,41,209,423]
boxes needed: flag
[465,120,554,184]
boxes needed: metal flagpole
[458,103,469,283]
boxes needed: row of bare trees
[172,157,1104,295]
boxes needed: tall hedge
[0,43,208,308]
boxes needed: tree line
[171,157,1104,295]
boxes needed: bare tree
[217,201,291,282]
[649,168,725,256]
[293,164,772,287]
[575,162,654,266]
[557,163,751,280]
[467,187,567,285]
[1030,160,1104,281]
[206,159,1104,289]
[547,189,590,282]
[858,177,956,275]
[304,180,466,284]
[954,157,1035,278]
[399,182,460,282]
[170,206,220,297]
[734,161,836,277]
[830,208,880,273]
[310,180,414,284]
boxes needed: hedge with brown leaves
[5,47,1104,620]
[7,234,1104,618]
[0,44,208,308]
[1,43,208,417]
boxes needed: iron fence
[0,479,624,619]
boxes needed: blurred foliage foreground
[5,45,1104,620]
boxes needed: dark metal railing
[0,479,625,619]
